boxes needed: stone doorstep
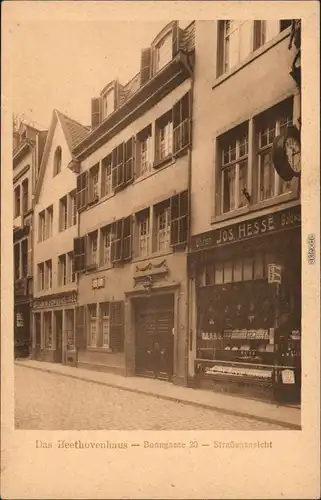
[15,360,301,430]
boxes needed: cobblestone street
[15,365,285,430]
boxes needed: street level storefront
[189,204,301,404]
[75,257,187,385]
[32,291,78,365]
[14,223,33,358]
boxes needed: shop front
[189,204,301,404]
[32,291,78,366]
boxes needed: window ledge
[153,155,175,169]
[132,250,173,264]
[211,191,298,225]
[86,347,113,353]
[213,28,291,90]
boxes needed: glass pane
[243,257,253,280]
[224,261,233,283]
[215,262,223,284]
[233,259,243,281]
[254,253,264,279]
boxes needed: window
[257,100,293,201]
[76,171,88,210]
[22,179,29,213]
[154,200,170,252]
[100,225,112,267]
[170,190,188,247]
[280,20,292,31]
[100,303,110,347]
[155,32,172,72]
[14,186,21,217]
[137,126,152,177]
[111,143,124,190]
[59,196,68,231]
[111,220,123,263]
[69,190,77,226]
[39,211,46,242]
[173,93,190,154]
[46,206,53,238]
[14,244,20,280]
[67,252,76,283]
[66,310,75,350]
[253,20,266,50]
[38,263,45,291]
[54,146,62,176]
[122,216,132,261]
[156,112,173,163]
[44,312,53,348]
[45,260,52,289]
[88,231,98,267]
[88,164,99,204]
[136,209,150,258]
[58,254,67,286]
[219,123,249,214]
[217,20,251,76]
[101,154,112,197]
[21,239,28,278]
[88,304,97,347]
[201,254,267,286]
[102,89,115,119]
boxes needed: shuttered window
[122,216,132,261]
[111,220,123,263]
[73,236,86,272]
[140,48,152,85]
[173,92,191,154]
[124,137,135,184]
[76,171,88,211]
[112,143,124,190]
[170,190,188,247]
[91,97,102,128]
[110,301,124,352]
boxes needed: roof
[34,110,89,203]
[55,110,90,149]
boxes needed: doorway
[54,311,63,363]
[34,313,41,358]
[135,294,174,380]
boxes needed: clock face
[285,137,301,173]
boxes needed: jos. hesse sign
[191,206,301,252]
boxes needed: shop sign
[268,264,282,284]
[92,277,105,289]
[190,206,301,252]
[281,369,295,384]
[33,291,77,309]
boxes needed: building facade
[188,20,301,403]
[31,110,89,364]
[13,122,47,356]
[69,21,195,384]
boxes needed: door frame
[125,284,180,380]
[54,310,63,363]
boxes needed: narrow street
[15,365,285,430]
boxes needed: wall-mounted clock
[272,125,301,181]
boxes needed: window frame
[170,190,189,247]
[22,179,29,214]
[14,185,21,217]
[88,231,98,267]
[100,302,110,348]
[101,154,113,198]
[44,259,52,289]
[154,200,171,253]
[256,102,293,202]
[219,126,249,214]
[58,254,67,286]
[38,262,45,291]
[87,303,98,347]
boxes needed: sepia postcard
[1,1,320,499]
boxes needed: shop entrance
[54,311,63,363]
[135,294,174,380]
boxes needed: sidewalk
[15,359,301,429]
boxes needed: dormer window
[102,89,115,119]
[155,32,173,72]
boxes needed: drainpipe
[181,50,195,386]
